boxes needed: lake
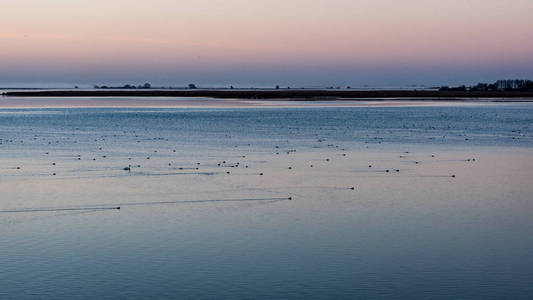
[1,100,532,299]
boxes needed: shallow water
[1,102,533,299]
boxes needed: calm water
[1,102,533,299]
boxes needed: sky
[1,0,533,88]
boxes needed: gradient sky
[1,0,533,87]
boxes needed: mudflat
[4,89,533,100]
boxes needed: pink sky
[1,0,532,86]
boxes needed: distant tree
[346,86,351,89]
[74,86,79,89]
[230,85,234,89]
[188,83,197,89]
[488,83,498,91]
[143,82,151,89]
[276,85,280,89]
[492,79,533,91]
[470,83,489,91]
[94,85,100,89]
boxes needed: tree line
[440,79,533,91]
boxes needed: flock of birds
[0,117,498,215]
[0,129,470,184]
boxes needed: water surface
[1,102,532,299]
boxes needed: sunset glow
[1,0,532,86]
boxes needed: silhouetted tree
[470,83,489,91]
[188,83,197,89]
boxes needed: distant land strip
[3,90,533,100]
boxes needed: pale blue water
[1,104,532,150]
[1,103,533,299]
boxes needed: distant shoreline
[3,89,533,100]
